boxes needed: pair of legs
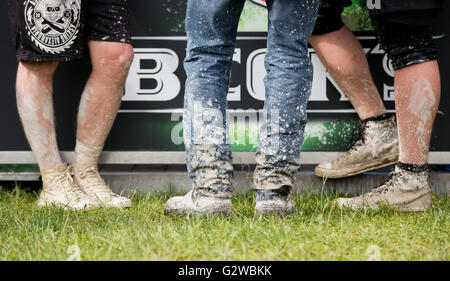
[10,0,134,209]
[311,26,439,166]
[17,41,133,172]
[311,0,398,179]
[164,0,319,216]
[311,0,442,211]
[17,41,134,209]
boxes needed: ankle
[255,186,291,200]
[361,113,394,124]
[39,161,64,174]
[73,140,102,168]
[41,163,67,177]
[397,162,429,173]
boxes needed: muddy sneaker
[37,163,101,210]
[255,186,296,216]
[164,189,234,216]
[334,164,432,212]
[315,114,399,179]
[72,164,132,208]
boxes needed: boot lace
[371,170,397,195]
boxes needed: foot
[334,164,432,212]
[37,164,101,210]
[315,114,399,178]
[255,186,296,216]
[164,189,234,216]
[72,164,132,208]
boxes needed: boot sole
[315,158,398,179]
[255,202,296,216]
[164,205,234,216]
[255,207,295,216]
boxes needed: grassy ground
[0,184,448,261]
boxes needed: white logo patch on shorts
[24,0,81,54]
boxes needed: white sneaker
[164,189,234,216]
[315,115,399,178]
[334,165,432,212]
[71,164,132,208]
[37,164,101,210]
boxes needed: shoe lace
[371,170,397,195]
[335,122,366,162]
[77,166,117,198]
[50,167,85,200]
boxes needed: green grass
[0,185,448,261]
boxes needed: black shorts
[8,0,131,62]
[368,0,445,26]
[312,0,352,35]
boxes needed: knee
[92,43,134,76]
[377,23,438,70]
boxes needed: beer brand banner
[0,0,449,162]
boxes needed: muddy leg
[72,41,134,208]
[16,61,62,173]
[310,26,386,119]
[395,61,440,165]
[75,41,134,163]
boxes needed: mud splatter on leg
[395,61,441,165]
[310,25,386,120]
[16,62,62,172]
[74,41,134,166]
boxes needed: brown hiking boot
[315,114,399,178]
[334,164,432,212]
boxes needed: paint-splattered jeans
[184,0,319,198]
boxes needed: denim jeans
[183,0,319,198]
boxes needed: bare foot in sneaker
[38,164,101,210]
[315,114,399,179]
[334,163,432,212]
[255,186,296,216]
[164,189,234,216]
[72,164,132,208]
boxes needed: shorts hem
[87,35,131,44]
[16,54,84,63]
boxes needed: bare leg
[74,41,134,166]
[312,26,398,179]
[72,41,134,208]
[334,61,440,212]
[310,26,386,119]
[16,62,62,172]
[395,61,441,165]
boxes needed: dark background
[0,0,449,154]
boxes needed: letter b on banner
[124,48,181,101]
